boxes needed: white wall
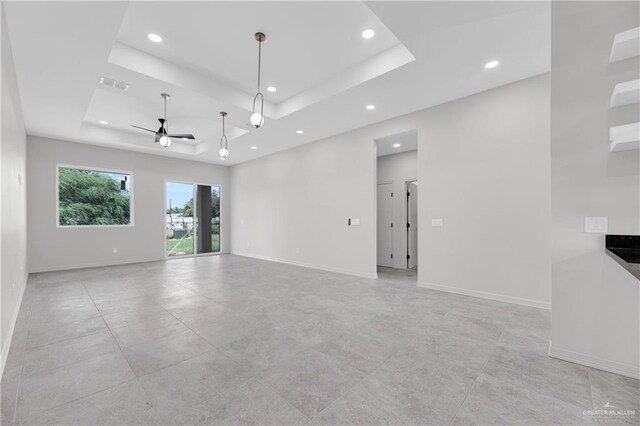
[27,136,230,272]
[1,7,28,374]
[231,74,551,307]
[417,74,551,308]
[377,150,417,269]
[230,130,378,278]
[550,1,640,378]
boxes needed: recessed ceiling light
[182,138,189,140]
[99,120,108,125]
[365,104,376,110]
[148,33,163,43]
[250,146,258,150]
[296,130,304,134]
[484,60,500,69]
[267,86,277,92]
[393,143,401,148]
[362,29,375,39]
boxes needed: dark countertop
[606,235,640,280]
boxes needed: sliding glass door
[166,182,220,257]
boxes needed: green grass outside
[166,233,220,256]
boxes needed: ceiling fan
[131,93,195,148]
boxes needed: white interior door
[377,183,393,267]
[407,181,418,268]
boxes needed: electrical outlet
[112,247,118,254]
[296,247,300,254]
[584,217,608,233]
[18,174,22,185]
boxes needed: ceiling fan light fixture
[130,93,195,147]
[251,32,266,129]
[159,135,172,148]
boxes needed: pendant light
[250,32,266,128]
[219,112,229,160]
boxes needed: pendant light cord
[257,39,262,93]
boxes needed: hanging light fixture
[219,112,229,160]
[158,135,171,148]
[250,32,266,128]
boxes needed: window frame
[56,164,135,228]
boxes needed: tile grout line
[587,369,595,410]
[22,276,197,423]
[13,278,131,422]
[79,277,139,382]
[303,345,401,424]
[83,277,218,381]
[448,332,503,426]
[19,377,142,422]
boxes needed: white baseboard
[548,342,640,380]
[416,280,551,310]
[29,256,164,274]
[1,273,28,378]
[232,252,378,280]
[29,251,232,274]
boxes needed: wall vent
[99,76,129,91]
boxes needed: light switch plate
[584,217,608,233]
[431,218,444,227]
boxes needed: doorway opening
[165,182,220,257]
[375,129,418,284]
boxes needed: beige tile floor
[1,255,638,425]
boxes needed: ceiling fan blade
[131,125,158,133]
[168,134,195,140]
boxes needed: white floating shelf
[610,122,640,152]
[611,79,640,107]
[610,27,640,63]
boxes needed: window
[57,166,132,227]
